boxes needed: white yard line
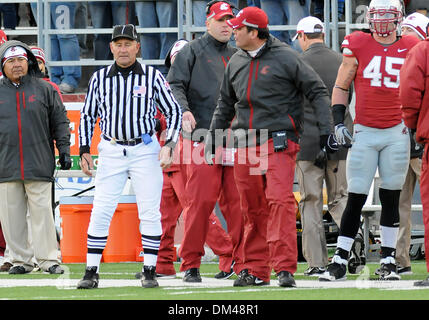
[0,277,424,291]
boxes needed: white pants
[87,135,163,238]
[346,122,410,194]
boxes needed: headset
[205,0,237,16]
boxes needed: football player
[319,0,420,281]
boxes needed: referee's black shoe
[141,265,159,288]
[183,268,202,282]
[77,266,99,289]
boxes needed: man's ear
[250,28,259,40]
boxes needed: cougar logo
[220,3,229,10]
[28,94,36,103]
[260,65,270,75]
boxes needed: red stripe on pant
[234,139,299,282]
[179,140,244,273]
[421,145,429,273]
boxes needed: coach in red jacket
[400,34,429,287]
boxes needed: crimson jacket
[208,35,332,147]
[0,40,70,182]
[400,39,429,145]
[167,32,237,142]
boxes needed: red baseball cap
[206,2,235,21]
[226,6,268,29]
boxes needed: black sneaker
[319,256,347,281]
[378,262,400,280]
[233,269,269,287]
[47,264,64,274]
[135,271,176,279]
[8,266,30,274]
[397,265,412,275]
[233,269,252,287]
[414,276,429,287]
[348,233,366,274]
[277,271,296,287]
[141,266,159,288]
[156,273,176,279]
[183,268,202,283]
[77,266,99,289]
[303,267,326,277]
[215,261,235,280]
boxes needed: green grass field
[1,261,429,301]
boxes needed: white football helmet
[401,12,429,39]
[367,0,404,37]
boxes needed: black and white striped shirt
[79,62,181,154]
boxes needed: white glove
[334,124,353,147]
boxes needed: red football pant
[179,141,244,273]
[233,139,299,282]
[157,141,235,275]
[420,145,429,272]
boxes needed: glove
[334,124,353,148]
[314,148,327,169]
[320,134,339,153]
[59,153,72,170]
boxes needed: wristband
[332,104,346,126]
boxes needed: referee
[77,24,182,289]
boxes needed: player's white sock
[337,235,355,253]
[380,226,398,249]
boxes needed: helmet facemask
[367,7,403,37]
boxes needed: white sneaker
[59,83,76,94]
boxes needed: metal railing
[1,0,369,71]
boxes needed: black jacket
[208,35,332,147]
[297,42,353,161]
[0,40,70,182]
[167,32,237,141]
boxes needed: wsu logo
[220,3,229,10]
[260,65,270,75]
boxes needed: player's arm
[332,54,357,147]
[332,55,357,108]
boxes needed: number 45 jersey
[342,31,419,129]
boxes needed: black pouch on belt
[272,130,288,152]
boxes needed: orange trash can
[59,195,141,263]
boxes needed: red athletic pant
[179,141,244,273]
[233,139,299,282]
[157,143,235,274]
[420,145,429,272]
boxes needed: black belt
[102,135,144,146]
